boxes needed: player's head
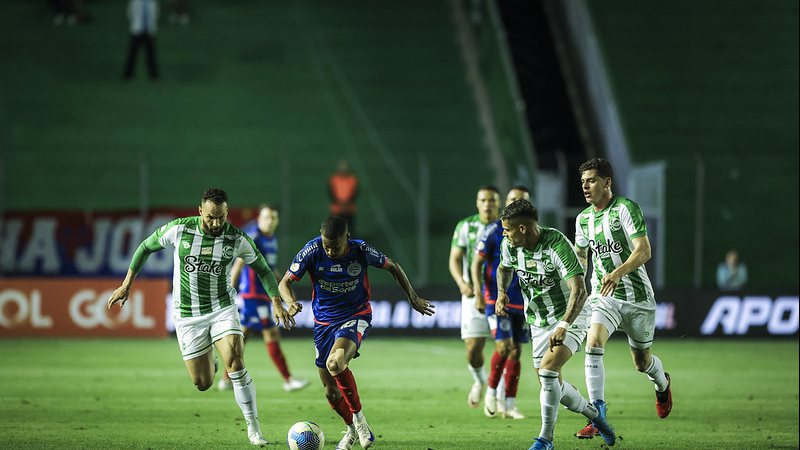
[476,185,501,222]
[320,215,350,259]
[199,188,228,237]
[579,158,613,206]
[499,199,538,248]
[257,203,279,235]
[505,185,530,206]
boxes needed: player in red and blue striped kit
[218,205,309,393]
[279,215,435,450]
[471,186,532,420]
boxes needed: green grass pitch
[1,337,797,449]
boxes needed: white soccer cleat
[217,377,232,391]
[484,390,497,417]
[354,414,375,448]
[336,427,357,450]
[496,394,506,415]
[283,377,310,392]
[468,381,485,408]
[248,431,268,446]
[502,407,526,419]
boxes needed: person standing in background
[328,160,359,235]
[716,249,748,291]
[123,0,160,81]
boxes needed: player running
[218,204,309,393]
[470,186,531,419]
[278,215,434,450]
[573,158,673,440]
[496,199,615,450]
[448,185,501,409]
[107,188,294,446]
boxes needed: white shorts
[461,295,491,339]
[530,307,590,369]
[174,305,244,360]
[588,294,656,349]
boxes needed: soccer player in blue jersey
[218,205,309,393]
[278,215,435,450]
[471,186,531,419]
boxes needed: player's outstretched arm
[250,257,297,330]
[229,258,245,289]
[470,252,487,313]
[385,258,435,316]
[107,234,163,309]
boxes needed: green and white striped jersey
[574,195,655,304]
[151,217,265,318]
[451,214,491,283]
[500,227,584,327]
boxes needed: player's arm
[230,258,245,290]
[550,273,587,351]
[576,245,588,271]
[107,231,163,309]
[600,235,651,296]
[495,265,513,317]
[385,258,435,316]
[470,252,487,313]
[249,256,298,329]
[449,246,473,297]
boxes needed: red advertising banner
[0,279,169,337]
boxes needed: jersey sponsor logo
[347,262,362,276]
[318,279,360,294]
[182,242,191,249]
[610,217,622,232]
[359,242,381,259]
[183,255,222,275]
[200,247,213,256]
[297,242,318,262]
[222,246,234,259]
[525,259,535,269]
[290,263,300,272]
[515,269,556,288]
[589,239,623,258]
[330,264,343,273]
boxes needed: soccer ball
[286,420,324,450]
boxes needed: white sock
[497,374,506,397]
[538,369,561,442]
[468,365,486,385]
[585,347,605,402]
[353,410,365,420]
[229,368,260,434]
[645,354,669,391]
[560,380,597,420]
[505,396,516,410]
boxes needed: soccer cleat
[468,381,485,408]
[484,390,497,417]
[217,377,232,391]
[656,372,673,418]
[591,407,616,446]
[248,431,268,446]
[336,428,357,450]
[502,407,526,419]
[354,414,375,448]
[528,436,554,450]
[575,421,599,439]
[283,377,310,392]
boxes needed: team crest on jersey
[610,217,622,232]
[543,260,555,272]
[290,263,300,272]
[222,246,234,258]
[347,262,362,276]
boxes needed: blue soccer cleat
[591,406,616,446]
[528,436,554,450]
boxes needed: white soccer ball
[286,420,325,450]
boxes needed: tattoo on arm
[497,266,513,293]
[562,275,587,324]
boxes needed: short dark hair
[579,158,613,179]
[478,185,501,195]
[202,188,228,205]
[500,199,538,222]
[321,215,348,239]
[509,185,530,194]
